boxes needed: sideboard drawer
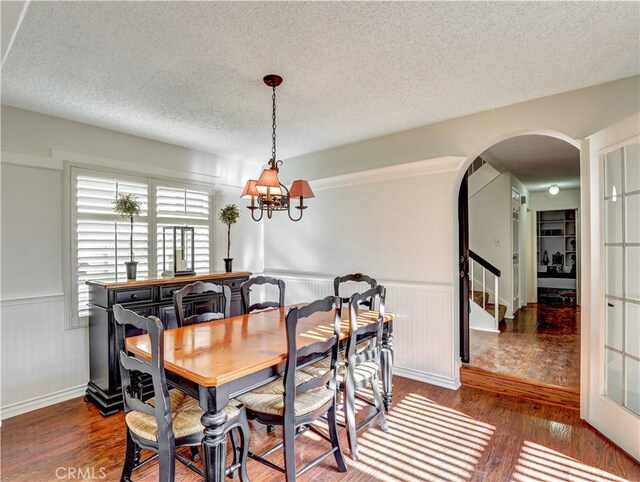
[223,278,243,290]
[115,288,153,305]
[160,284,183,301]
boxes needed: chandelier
[241,74,314,222]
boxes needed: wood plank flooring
[2,377,639,481]
[468,304,580,389]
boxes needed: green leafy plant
[113,193,142,262]
[219,204,240,259]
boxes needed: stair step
[471,290,489,306]
[460,366,579,410]
[484,303,507,322]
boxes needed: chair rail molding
[0,292,65,307]
[264,271,459,390]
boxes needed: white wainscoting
[263,272,459,390]
[0,294,89,419]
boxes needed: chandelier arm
[287,202,304,222]
[251,207,264,222]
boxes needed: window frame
[68,165,215,328]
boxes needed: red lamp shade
[289,179,315,199]
[256,168,282,195]
[240,180,259,199]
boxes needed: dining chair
[334,273,377,308]
[240,275,286,314]
[113,304,250,482]
[235,296,347,482]
[173,281,231,327]
[302,285,389,460]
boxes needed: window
[156,185,211,275]
[71,168,213,326]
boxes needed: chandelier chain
[271,83,277,162]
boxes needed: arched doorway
[456,130,582,406]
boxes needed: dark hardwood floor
[468,303,580,390]
[2,377,638,481]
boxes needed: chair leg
[237,416,251,482]
[120,429,136,482]
[157,435,176,482]
[190,446,200,462]
[282,422,297,482]
[344,381,360,460]
[227,427,241,478]
[371,375,389,431]
[327,401,348,472]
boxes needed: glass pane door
[604,141,640,416]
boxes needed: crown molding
[308,156,466,192]
[1,150,63,170]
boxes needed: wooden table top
[86,271,252,289]
[126,306,393,387]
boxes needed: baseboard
[0,384,87,420]
[395,366,461,390]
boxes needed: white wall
[265,76,639,388]
[0,105,259,187]
[0,164,88,416]
[469,173,512,312]
[0,107,264,419]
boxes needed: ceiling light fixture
[241,74,315,222]
[548,184,560,195]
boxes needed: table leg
[201,409,228,482]
[381,331,394,412]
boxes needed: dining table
[126,304,394,482]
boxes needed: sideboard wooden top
[86,272,252,289]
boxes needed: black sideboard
[85,271,251,416]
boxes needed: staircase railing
[469,250,501,325]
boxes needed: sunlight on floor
[355,393,496,482]
[511,441,628,482]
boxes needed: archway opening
[457,132,581,402]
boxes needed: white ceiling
[1,2,638,165]
[482,135,580,192]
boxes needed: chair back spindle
[240,276,286,314]
[283,296,342,415]
[113,305,173,439]
[346,286,386,367]
[334,273,377,308]
[173,281,231,327]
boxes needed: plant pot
[223,258,233,273]
[125,261,138,280]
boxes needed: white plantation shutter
[74,171,149,322]
[156,185,210,276]
[71,170,213,327]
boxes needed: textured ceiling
[483,135,580,192]
[1,2,638,165]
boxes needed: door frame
[582,115,640,461]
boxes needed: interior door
[512,189,521,311]
[584,115,640,462]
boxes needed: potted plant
[219,204,240,273]
[113,193,142,280]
